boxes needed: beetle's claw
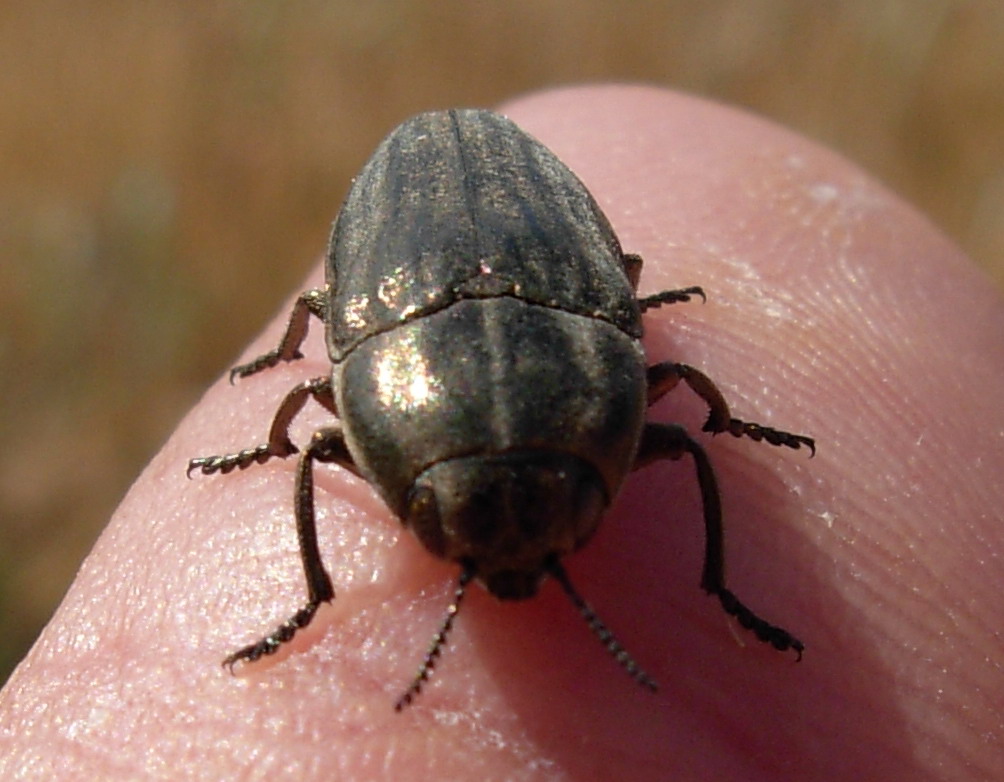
[186,442,297,477]
[221,601,326,673]
[709,418,815,456]
[637,285,706,312]
[715,587,804,659]
[229,349,306,384]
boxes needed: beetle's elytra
[189,108,814,710]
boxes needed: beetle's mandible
[189,108,815,710]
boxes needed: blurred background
[2,1,1003,684]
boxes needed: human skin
[1,85,1002,781]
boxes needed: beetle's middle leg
[634,423,804,658]
[223,424,356,670]
[229,287,328,382]
[187,377,347,476]
[647,363,815,454]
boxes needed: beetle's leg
[229,287,328,382]
[223,425,354,671]
[635,423,804,658]
[187,377,348,477]
[637,286,706,312]
[646,362,815,455]
[622,253,705,305]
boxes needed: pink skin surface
[1,86,1002,781]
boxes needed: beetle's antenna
[395,565,475,711]
[547,560,658,692]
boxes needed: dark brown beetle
[189,109,814,710]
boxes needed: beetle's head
[405,450,608,599]
[396,449,656,711]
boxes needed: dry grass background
[1,0,1002,683]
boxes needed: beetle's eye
[405,483,448,559]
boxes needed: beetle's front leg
[223,424,357,670]
[229,287,328,382]
[621,255,705,308]
[634,423,804,658]
[647,362,815,454]
[187,377,344,476]
[637,286,706,312]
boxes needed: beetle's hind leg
[187,377,344,476]
[634,424,803,658]
[223,424,356,670]
[229,287,328,382]
[647,362,815,455]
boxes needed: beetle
[189,108,814,710]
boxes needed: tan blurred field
[1,1,1002,682]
